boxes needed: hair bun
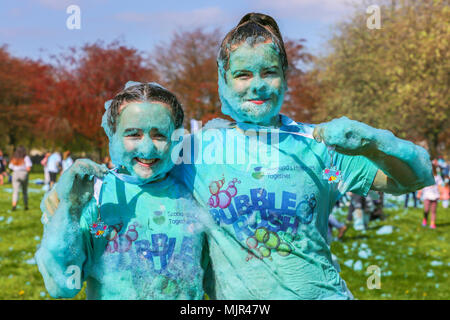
[237,13,280,34]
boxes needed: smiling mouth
[135,157,160,167]
[248,99,269,105]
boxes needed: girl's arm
[35,198,89,298]
[35,159,108,298]
[314,117,434,195]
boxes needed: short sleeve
[334,152,379,197]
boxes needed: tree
[313,0,449,158]
[283,39,317,123]
[152,29,317,126]
[151,28,223,124]
[0,45,55,150]
[40,41,156,158]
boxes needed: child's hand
[313,116,376,156]
[55,159,109,214]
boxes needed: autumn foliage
[0,31,316,157]
[1,2,447,159]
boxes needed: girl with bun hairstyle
[172,12,433,299]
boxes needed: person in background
[418,164,442,229]
[8,146,32,211]
[437,156,448,179]
[47,150,61,188]
[404,191,418,209]
[41,152,51,191]
[0,149,7,185]
[347,192,367,230]
[61,150,74,173]
[328,214,347,242]
[439,177,449,209]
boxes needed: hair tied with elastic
[104,81,168,110]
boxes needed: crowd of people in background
[0,147,77,210]
[0,147,449,228]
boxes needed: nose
[137,135,156,156]
[250,75,268,95]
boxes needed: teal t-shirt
[44,172,207,300]
[171,114,379,299]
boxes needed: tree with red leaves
[152,30,317,127]
[41,41,156,158]
[0,45,54,150]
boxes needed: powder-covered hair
[102,83,184,137]
[217,12,288,78]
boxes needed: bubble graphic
[264,231,280,249]
[258,246,271,258]
[246,236,258,249]
[255,227,269,243]
[276,242,292,257]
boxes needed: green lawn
[0,173,448,300]
[0,173,86,300]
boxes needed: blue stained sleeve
[334,152,379,197]
[35,197,97,298]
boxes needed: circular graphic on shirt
[255,227,270,243]
[264,231,281,249]
[276,242,292,257]
[258,246,271,258]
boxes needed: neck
[241,114,281,128]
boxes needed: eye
[128,133,141,137]
[262,70,277,77]
[124,129,143,138]
[234,71,252,80]
[151,132,167,140]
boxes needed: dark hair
[105,83,184,135]
[11,146,27,166]
[217,13,288,78]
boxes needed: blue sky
[0,0,361,62]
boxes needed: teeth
[137,158,158,165]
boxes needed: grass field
[0,172,448,300]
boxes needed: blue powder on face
[218,41,286,126]
[103,101,179,184]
